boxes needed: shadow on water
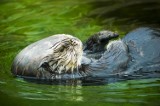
[84,0,160,33]
[0,0,160,106]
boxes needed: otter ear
[41,62,49,68]
[58,46,65,52]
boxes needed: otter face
[48,36,83,74]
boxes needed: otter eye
[60,48,64,52]
[59,46,65,52]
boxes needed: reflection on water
[87,0,160,31]
[1,77,160,106]
[0,0,160,106]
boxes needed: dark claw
[113,32,119,38]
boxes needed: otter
[11,34,83,79]
[11,27,160,84]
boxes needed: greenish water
[0,0,160,106]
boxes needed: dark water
[0,0,160,106]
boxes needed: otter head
[46,35,83,75]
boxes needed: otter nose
[70,38,78,46]
[71,40,75,44]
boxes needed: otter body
[11,27,160,83]
[87,28,160,81]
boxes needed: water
[0,0,160,106]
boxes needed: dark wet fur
[11,27,160,85]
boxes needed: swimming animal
[11,27,160,84]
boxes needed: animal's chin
[51,59,77,74]
[51,46,83,76]
[58,54,82,74]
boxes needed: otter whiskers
[47,36,83,75]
